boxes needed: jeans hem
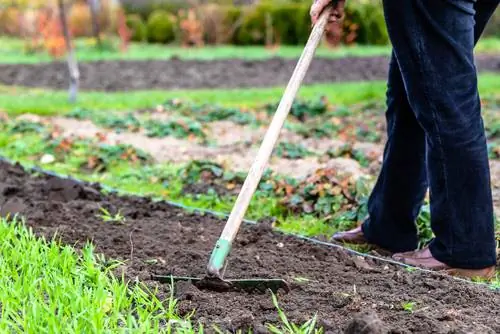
[429,241,497,270]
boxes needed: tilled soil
[0,159,499,333]
[0,55,499,91]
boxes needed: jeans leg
[382,0,497,269]
[361,52,427,253]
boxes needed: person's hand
[310,0,346,27]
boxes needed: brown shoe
[330,225,368,244]
[393,247,496,280]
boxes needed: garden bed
[0,54,499,91]
[1,159,499,333]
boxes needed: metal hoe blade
[152,274,290,294]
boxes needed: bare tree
[57,0,80,103]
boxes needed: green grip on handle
[207,239,232,276]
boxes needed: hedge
[138,2,391,47]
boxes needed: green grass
[0,37,498,64]
[1,72,499,116]
[0,217,196,333]
[0,216,326,333]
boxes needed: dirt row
[0,55,499,91]
[0,159,499,333]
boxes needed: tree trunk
[58,0,80,103]
[88,0,102,48]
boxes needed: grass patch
[0,217,194,333]
[0,37,498,64]
[1,72,499,116]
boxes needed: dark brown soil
[1,159,499,333]
[0,55,498,91]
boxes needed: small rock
[40,154,55,165]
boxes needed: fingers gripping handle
[206,5,333,278]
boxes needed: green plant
[266,293,323,334]
[95,112,142,132]
[126,13,148,42]
[275,142,313,160]
[97,207,126,224]
[402,301,416,314]
[266,98,329,122]
[235,4,271,45]
[8,120,46,134]
[144,118,206,140]
[0,217,191,332]
[416,204,434,249]
[146,10,176,44]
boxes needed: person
[310,0,499,280]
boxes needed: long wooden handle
[220,6,332,243]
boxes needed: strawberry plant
[280,167,370,225]
[266,97,329,122]
[95,113,141,133]
[274,142,313,160]
[326,143,371,168]
[144,118,206,141]
[162,99,257,125]
[8,120,46,134]
[84,143,152,172]
[290,121,339,139]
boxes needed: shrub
[212,6,243,44]
[344,2,389,45]
[126,13,147,42]
[146,9,176,44]
[271,4,310,45]
[235,3,311,46]
[235,4,270,45]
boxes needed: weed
[266,293,323,334]
[97,207,126,224]
[402,301,416,313]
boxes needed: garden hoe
[152,4,335,293]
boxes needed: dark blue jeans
[362,0,499,269]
